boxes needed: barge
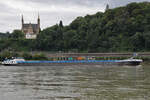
[1,57,143,66]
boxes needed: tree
[2,2,150,52]
[11,30,24,39]
[59,20,63,28]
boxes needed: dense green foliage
[11,30,24,39]
[0,32,10,38]
[1,2,150,53]
[0,51,48,61]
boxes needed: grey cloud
[109,0,150,8]
[0,3,20,32]
[0,0,150,32]
[18,0,105,7]
[0,3,14,14]
[18,0,150,8]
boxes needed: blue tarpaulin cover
[17,60,121,64]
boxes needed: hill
[1,2,150,53]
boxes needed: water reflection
[0,65,149,100]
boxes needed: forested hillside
[1,2,150,52]
[0,32,9,38]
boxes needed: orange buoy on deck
[77,57,84,60]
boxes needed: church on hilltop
[21,15,40,39]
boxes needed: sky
[0,0,149,32]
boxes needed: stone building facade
[21,15,40,39]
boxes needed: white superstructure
[2,57,25,65]
[119,58,143,63]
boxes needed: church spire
[105,0,110,11]
[21,14,24,30]
[38,13,40,26]
[105,4,109,11]
[38,13,40,19]
[22,14,24,25]
[37,13,40,33]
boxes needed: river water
[0,64,149,100]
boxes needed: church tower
[105,4,109,11]
[21,14,41,39]
[37,14,40,33]
[21,15,24,29]
[105,0,110,11]
[38,14,40,26]
[36,14,40,34]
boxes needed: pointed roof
[38,13,40,20]
[105,4,109,11]
[22,15,24,21]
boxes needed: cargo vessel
[1,57,143,66]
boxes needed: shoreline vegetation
[0,2,150,62]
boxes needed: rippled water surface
[0,64,150,100]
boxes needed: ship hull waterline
[2,60,142,66]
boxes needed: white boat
[2,57,25,66]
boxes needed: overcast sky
[0,0,149,32]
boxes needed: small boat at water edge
[1,57,143,66]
